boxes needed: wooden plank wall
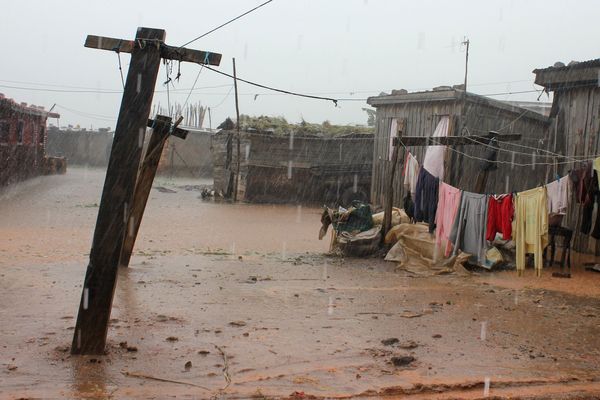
[455,101,549,193]
[549,86,600,253]
[371,100,458,207]
[370,99,550,207]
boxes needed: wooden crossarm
[85,35,222,66]
[147,118,189,139]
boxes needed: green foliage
[238,114,373,137]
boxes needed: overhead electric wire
[209,85,235,109]
[54,104,117,122]
[203,65,339,105]
[179,0,275,48]
[181,65,204,111]
[0,82,232,94]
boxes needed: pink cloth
[435,182,462,257]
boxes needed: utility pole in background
[232,57,241,202]
[451,36,470,187]
[462,37,470,92]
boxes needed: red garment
[486,194,514,241]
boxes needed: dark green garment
[333,201,374,234]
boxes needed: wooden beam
[85,35,135,53]
[85,35,222,66]
[394,133,521,147]
[71,27,166,355]
[383,120,405,239]
[160,45,222,67]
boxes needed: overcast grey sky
[1,0,599,130]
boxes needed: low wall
[46,129,112,167]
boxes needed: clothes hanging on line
[388,118,398,161]
[414,167,439,233]
[514,187,548,276]
[570,163,593,204]
[435,182,462,257]
[449,191,489,265]
[594,157,600,188]
[486,194,514,242]
[403,152,420,196]
[422,116,449,179]
[546,175,570,215]
[580,169,600,238]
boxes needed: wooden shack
[367,88,551,207]
[534,59,600,252]
[212,130,373,205]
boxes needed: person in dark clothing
[403,191,415,223]
[414,167,439,233]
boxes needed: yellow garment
[515,187,548,276]
[594,157,600,188]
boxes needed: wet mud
[1,168,600,399]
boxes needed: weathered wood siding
[548,86,600,252]
[370,95,550,208]
[371,101,458,207]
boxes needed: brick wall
[0,96,55,187]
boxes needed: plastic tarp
[384,222,470,275]
[371,207,410,226]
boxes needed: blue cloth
[414,167,439,233]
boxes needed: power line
[179,0,275,48]
[0,84,122,94]
[483,89,540,97]
[0,78,540,96]
[209,85,235,109]
[181,65,204,112]
[0,83,232,94]
[54,104,116,122]
[203,65,339,105]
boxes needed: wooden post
[71,27,166,355]
[232,58,241,202]
[383,120,404,239]
[71,27,222,355]
[119,116,188,268]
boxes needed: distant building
[0,93,62,186]
[212,130,373,205]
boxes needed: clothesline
[403,146,579,205]
[462,136,583,161]
[399,138,600,167]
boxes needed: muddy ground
[1,167,600,399]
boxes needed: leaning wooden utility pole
[71,27,221,355]
[119,115,188,268]
[232,58,241,202]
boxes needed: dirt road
[1,168,600,399]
